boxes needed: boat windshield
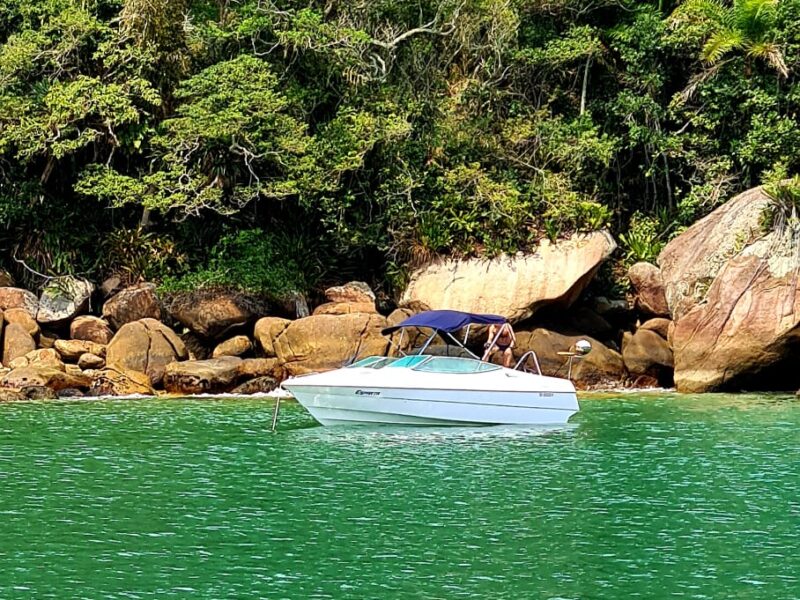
[412,357,500,374]
[347,357,399,369]
[385,355,431,369]
[346,355,500,373]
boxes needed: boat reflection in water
[282,310,588,427]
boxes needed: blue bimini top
[381,310,507,335]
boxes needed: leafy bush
[160,228,323,299]
[618,212,668,264]
[99,228,189,286]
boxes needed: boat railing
[514,351,542,376]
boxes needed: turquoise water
[0,394,798,599]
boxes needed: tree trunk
[580,56,592,116]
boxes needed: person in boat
[483,321,516,368]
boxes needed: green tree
[670,0,788,76]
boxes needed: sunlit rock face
[401,231,617,323]
[661,186,800,392]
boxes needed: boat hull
[285,384,578,426]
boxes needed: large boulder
[640,318,672,340]
[88,365,155,396]
[212,335,252,358]
[78,353,105,370]
[1,366,91,391]
[10,349,65,371]
[672,252,800,392]
[101,283,161,330]
[511,329,627,389]
[274,313,389,376]
[163,357,243,394]
[231,376,279,395]
[659,186,771,319]
[401,231,616,322]
[37,277,93,324]
[622,329,673,385]
[628,262,669,318]
[660,185,800,392]
[4,308,39,339]
[70,316,114,345]
[253,317,291,358]
[106,318,188,386]
[324,281,376,304]
[0,288,38,315]
[238,358,280,379]
[312,302,377,315]
[3,323,36,365]
[54,339,106,362]
[168,291,261,339]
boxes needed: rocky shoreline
[0,185,796,401]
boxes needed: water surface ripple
[1,394,798,599]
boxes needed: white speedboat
[282,310,584,426]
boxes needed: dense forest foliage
[0,0,797,301]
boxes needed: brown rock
[21,385,58,400]
[163,357,243,394]
[401,231,616,323]
[1,366,91,391]
[628,262,669,318]
[102,283,162,330]
[168,291,260,339]
[512,329,627,389]
[65,364,84,378]
[36,277,93,324]
[660,185,800,392]
[274,313,389,376]
[106,318,188,386]
[70,316,113,345]
[54,339,107,361]
[231,376,279,395]
[78,353,105,370]
[0,389,27,401]
[324,281,376,304]
[640,318,672,340]
[88,365,155,396]
[659,186,771,319]
[622,329,673,384]
[4,308,39,339]
[312,301,377,315]
[253,317,291,358]
[212,335,252,358]
[238,358,279,379]
[8,357,28,369]
[0,288,38,314]
[23,349,64,371]
[3,323,36,365]
[672,253,800,392]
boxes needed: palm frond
[734,0,778,38]
[702,28,744,63]
[747,41,789,77]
